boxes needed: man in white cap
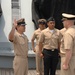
[60,13,75,75]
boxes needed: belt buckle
[52,49,54,51]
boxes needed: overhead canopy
[32,0,75,29]
[0,4,2,17]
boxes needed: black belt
[43,49,59,56]
[44,48,58,51]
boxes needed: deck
[0,68,60,75]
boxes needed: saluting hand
[13,19,17,28]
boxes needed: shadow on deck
[0,68,60,75]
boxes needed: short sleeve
[58,31,62,43]
[64,33,73,50]
[39,31,45,43]
[31,32,36,40]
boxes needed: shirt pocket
[52,34,59,39]
[44,37,51,44]
[18,38,25,45]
